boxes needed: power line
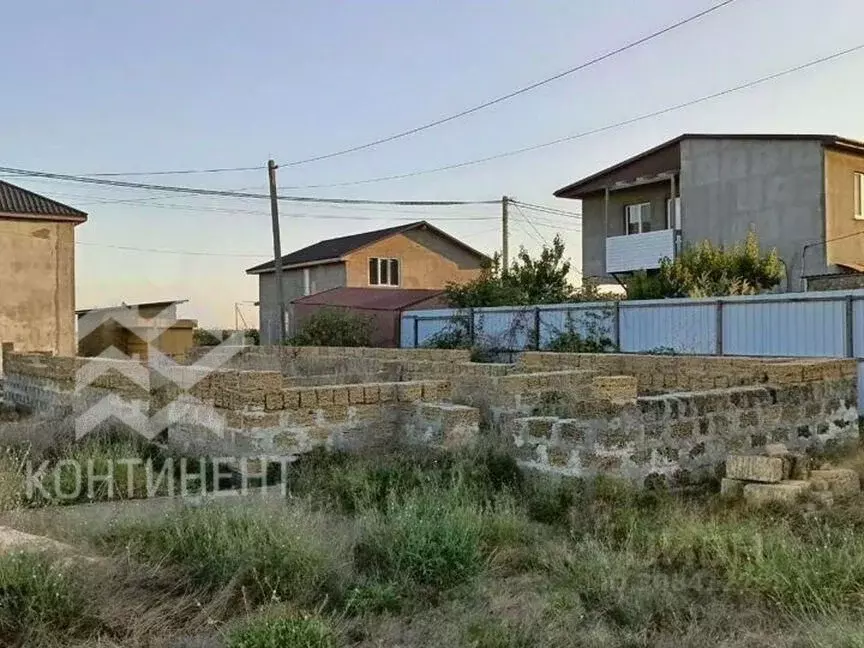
[81,165,265,177]
[514,203,548,245]
[277,43,864,189]
[76,241,264,257]
[511,200,583,219]
[281,0,738,167]
[0,166,498,206]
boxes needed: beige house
[247,221,489,344]
[0,180,87,356]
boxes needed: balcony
[606,228,676,274]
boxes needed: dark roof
[76,299,187,316]
[291,287,445,311]
[246,220,489,274]
[554,133,864,199]
[0,180,88,222]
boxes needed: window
[368,257,400,286]
[624,202,652,234]
[855,172,864,220]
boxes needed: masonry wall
[510,377,859,485]
[0,219,77,356]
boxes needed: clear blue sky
[2,0,862,327]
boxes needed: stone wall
[509,377,859,485]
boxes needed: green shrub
[354,491,484,591]
[228,617,335,648]
[288,308,373,347]
[0,553,97,644]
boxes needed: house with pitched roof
[246,221,489,344]
[0,180,87,357]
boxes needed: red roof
[291,287,445,311]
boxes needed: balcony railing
[606,228,676,274]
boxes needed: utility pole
[268,159,287,344]
[501,195,509,272]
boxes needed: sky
[1,0,863,327]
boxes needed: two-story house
[0,180,87,357]
[246,220,489,344]
[554,134,864,291]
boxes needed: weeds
[227,616,336,648]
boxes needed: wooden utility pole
[501,195,509,272]
[268,159,287,344]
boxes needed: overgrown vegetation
[288,308,374,347]
[626,232,784,299]
[7,436,864,646]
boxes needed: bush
[0,553,97,644]
[228,617,335,648]
[288,308,373,347]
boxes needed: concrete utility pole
[501,195,509,272]
[268,159,287,344]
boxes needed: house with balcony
[246,220,489,344]
[554,133,864,291]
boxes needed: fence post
[715,300,724,356]
[469,308,476,347]
[413,317,419,349]
[613,301,621,351]
[845,296,855,358]
[532,307,540,350]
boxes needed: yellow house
[0,180,87,356]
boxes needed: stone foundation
[1,344,858,487]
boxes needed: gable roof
[554,133,864,199]
[246,220,489,274]
[0,180,88,222]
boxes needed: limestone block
[413,403,480,449]
[720,478,746,498]
[764,443,789,456]
[789,453,810,481]
[348,385,365,404]
[282,389,300,409]
[298,388,317,408]
[265,392,283,411]
[332,388,349,406]
[396,382,423,402]
[743,481,810,505]
[363,385,380,404]
[809,469,860,496]
[726,455,784,483]
[591,375,638,403]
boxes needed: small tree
[625,232,783,299]
[288,308,373,347]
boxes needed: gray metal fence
[401,289,864,412]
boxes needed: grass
[7,434,864,646]
[0,552,99,646]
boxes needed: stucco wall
[258,262,346,344]
[679,138,827,290]
[343,231,483,289]
[581,183,673,280]
[0,219,76,356]
[824,148,864,273]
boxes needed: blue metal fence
[402,289,864,412]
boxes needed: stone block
[315,388,334,406]
[332,388,349,406]
[264,392,283,411]
[282,389,300,409]
[298,388,317,408]
[396,382,423,402]
[726,455,784,483]
[379,383,396,402]
[519,417,557,440]
[349,385,366,404]
[363,385,380,404]
[720,478,746,498]
[789,453,810,481]
[808,469,860,496]
[743,481,810,506]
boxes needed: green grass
[227,616,336,648]
[0,552,98,645]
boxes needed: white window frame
[368,257,400,286]
[624,202,652,235]
[855,172,864,221]
[666,196,681,230]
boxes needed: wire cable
[81,166,265,178]
[511,200,583,219]
[277,43,864,189]
[514,203,548,245]
[0,167,498,206]
[281,0,738,167]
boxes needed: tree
[445,235,585,308]
[625,232,784,300]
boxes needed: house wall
[258,263,346,344]
[0,219,76,356]
[824,148,864,273]
[581,183,673,280]
[343,230,483,289]
[679,139,827,290]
